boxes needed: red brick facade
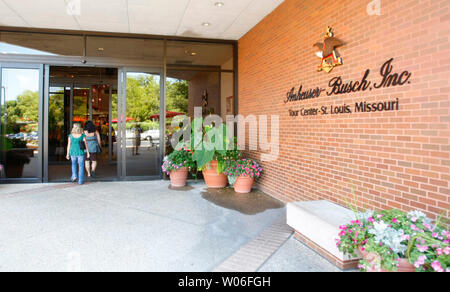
[238,0,450,221]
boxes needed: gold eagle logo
[314,26,344,73]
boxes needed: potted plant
[336,209,450,272]
[190,119,239,188]
[223,159,263,193]
[161,146,195,187]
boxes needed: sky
[2,68,40,102]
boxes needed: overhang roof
[0,0,284,40]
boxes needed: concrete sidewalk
[0,181,341,272]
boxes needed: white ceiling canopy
[0,0,284,40]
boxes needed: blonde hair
[71,123,83,134]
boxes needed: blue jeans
[71,156,85,184]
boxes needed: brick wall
[238,0,450,221]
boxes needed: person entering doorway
[83,121,102,178]
[66,123,89,184]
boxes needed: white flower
[368,221,407,256]
[358,210,375,223]
[407,210,432,225]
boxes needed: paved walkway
[0,181,342,272]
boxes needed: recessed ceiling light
[202,22,211,27]
[215,2,224,7]
[98,48,104,51]
[190,52,197,56]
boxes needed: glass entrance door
[0,64,43,182]
[117,69,164,179]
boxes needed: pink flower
[411,217,418,222]
[368,217,375,223]
[392,218,398,223]
[424,223,433,231]
[442,231,450,239]
[416,244,429,252]
[401,234,410,241]
[431,261,444,272]
[432,233,439,238]
[410,224,418,231]
[414,255,427,268]
[339,225,347,230]
[444,246,450,255]
[436,248,443,256]
[377,214,384,219]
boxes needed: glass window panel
[125,72,160,177]
[0,32,84,56]
[0,68,40,179]
[48,86,67,165]
[166,41,233,69]
[167,69,221,118]
[221,72,235,118]
[73,87,89,125]
[86,37,164,65]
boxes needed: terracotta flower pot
[234,175,255,193]
[202,160,228,188]
[358,247,415,272]
[170,167,188,187]
[394,258,416,272]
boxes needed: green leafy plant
[161,146,196,175]
[189,118,239,173]
[5,138,27,149]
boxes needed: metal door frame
[117,68,165,180]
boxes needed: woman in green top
[66,123,90,184]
